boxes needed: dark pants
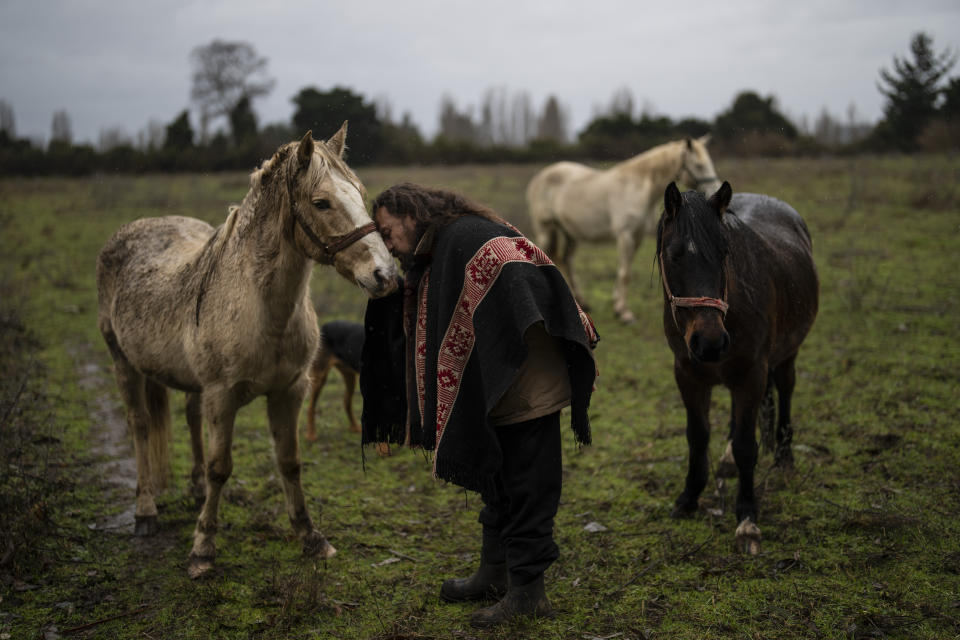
[478,411,562,586]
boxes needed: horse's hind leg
[335,363,360,433]
[189,386,237,578]
[770,355,797,469]
[305,354,332,442]
[112,357,171,536]
[267,378,336,559]
[730,373,765,554]
[612,231,639,323]
[185,392,205,505]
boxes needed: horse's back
[729,193,812,255]
[97,216,215,376]
[98,216,214,286]
[728,193,818,358]
[526,161,598,217]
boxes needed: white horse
[96,124,397,578]
[526,136,722,323]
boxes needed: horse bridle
[677,158,718,188]
[291,205,377,265]
[658,250,729,330]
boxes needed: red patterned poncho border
[414,235,597,478]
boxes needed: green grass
[1,155,958,639]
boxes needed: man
[360,183,598,628]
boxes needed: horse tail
[144,378,172,492]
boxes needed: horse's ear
[708,181,733,216]
[297,131,314,168]
[664,182,682,218]
[327,121,348,158]
[698,133,712,146]
[685,137,693,151]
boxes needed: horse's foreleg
[770,355,797,468]
[730,373,765,554]
[267,379,337,559]
[612,231,638,323]
[672,366,712,517]
[185,392,205,506]
[189,387,236,578]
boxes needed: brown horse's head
[657,181,733,363]
[266,124,397,298]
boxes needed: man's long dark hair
[371,182,508,231]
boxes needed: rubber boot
[440,558,508,602]
[468,573,555,628]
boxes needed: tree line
[1,32,958,177]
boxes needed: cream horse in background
[96,124,397,578]
[527,136,722,323]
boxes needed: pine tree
[877,32,956,150]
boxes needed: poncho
[361,215,598,495]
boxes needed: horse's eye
[313,199,331,210]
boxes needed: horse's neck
[622,142,682,185]
[229,188,312,325]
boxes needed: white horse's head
[286,124,397,298]
[679,135,723,198]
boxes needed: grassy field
[1,154,958,639]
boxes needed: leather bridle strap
[291,206,377,265]
[677,161,718,187]
[659,252,729,330]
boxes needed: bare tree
[510,91,535,146]
[536,95,568,143]
[0,100,14,137]
[141,119,166,151]
[190,40,275,143]
[608,87,635,118]
[99,127,132,151]
[438,95,478,142]
[50,110,72,145]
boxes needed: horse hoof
[305,431,318,443]
[375,442,391,457]
[735,518,762,555]
[618,312,637,324]
[188,553,215,579]
[670,503,698,519]
[774,448,795,470]
[716,442,737,478]
[134,515,158,536]
[303,532,337,559]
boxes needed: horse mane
[620,139,685,173]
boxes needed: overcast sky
[2,0,959,147]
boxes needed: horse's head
[677,135,723,198]
[657,180,733,363]
[284,124,397,298]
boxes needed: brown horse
[96,125,397,577]
[657,181,818,553]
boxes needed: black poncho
[361,215,598,495]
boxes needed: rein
[291,206,377,265]
[658,251,729,330]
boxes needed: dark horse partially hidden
[657,181,818,553]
